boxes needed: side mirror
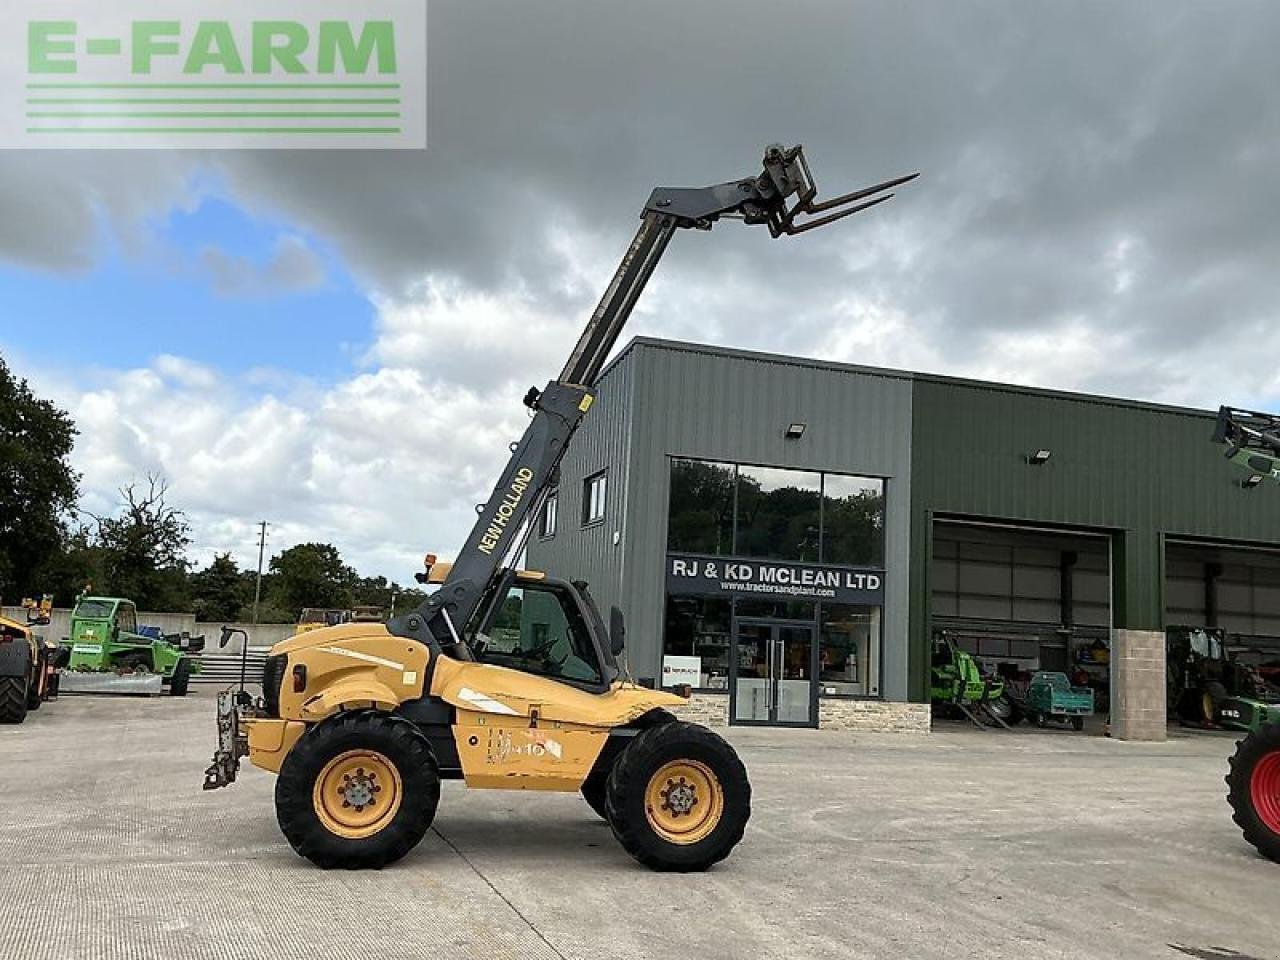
[609,606,626,657]
[219,626,233,649]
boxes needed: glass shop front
[661,458,887,727]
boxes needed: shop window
[662,594,731,690]
[822,474,885,566]
[735,465,821,562]
[478,583,602,686]
[538,491,558,539]
[667,459,736,555]
[583,471,607,525]
[819,604,880,697]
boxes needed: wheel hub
[644,759,725,845]
[312,750,403,839]
[338,768,381,811]
[661,777,698,816]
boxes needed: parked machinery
[60,594,202,696]
[0,595,65,723]
[204,144,916,872]
[1214,405,1280,862]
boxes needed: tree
[0,357,80,599]
[189,552,253,621]
[267,542,356,618]
[85,474,191,611]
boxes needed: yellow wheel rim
[644,759,724,845]
[312,750,403,840]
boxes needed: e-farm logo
[2,0,425,148]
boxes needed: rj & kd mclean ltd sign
[666,554,884,605]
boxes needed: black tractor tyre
[604,721,750,872]
[0,675,29,724]
[275,711,440,869]
[581,708,680,821]
[1226,722,1280,863]
[169,658,191,697]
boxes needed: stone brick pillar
[1110,628,1166,741]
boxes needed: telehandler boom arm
[390,145,916,656]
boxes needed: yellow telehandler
[204,145,915,871]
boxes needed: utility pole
[252,521,269,625]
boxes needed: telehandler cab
[204,144,916,871]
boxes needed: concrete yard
[1,691,1276,960]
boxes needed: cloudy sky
[2,0,1278,580]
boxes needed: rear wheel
[1226,722,1280,863]
[605,721,750,872]
[1071,715,1085,732]
[275,712,440,869]
[169,658,191,697]
[0,675,29,724]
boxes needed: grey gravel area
[1,691,1275,960]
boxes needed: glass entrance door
[731,619,816,727]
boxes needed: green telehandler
[59,593,202,696]
[1214,406,1280,863]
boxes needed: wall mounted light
[785,422,807,440]
[1026,449,1052,465]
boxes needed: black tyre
[581,709,679,820]
[1006,701,1025,726]
[1071,715,1085,732]
[1226,722,1280,863]
[604,721,750,872]
[169,658,191,697]
[275,711,440,869]
[26,668,42,710]
[0,675,29,724]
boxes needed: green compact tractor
[60,595,202,696]
[931,631,1014,728]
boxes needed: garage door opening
[1165,540,1280,724]
[931,520,1112,730]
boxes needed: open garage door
[1166,540,1280,695]
[931,520,1112,717]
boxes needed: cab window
[116,605,137,634]
[478,583,603,686]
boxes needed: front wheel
[275,712,440,869]
[1226,722,1280,863]
[605,721,750,872]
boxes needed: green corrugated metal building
[528,337,1280,739]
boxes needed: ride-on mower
[1213,406,1280,862]
[203,144,916,872]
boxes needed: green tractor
[60,594,202,696]
[1213,406,1280,862]
[930,631,1014,728]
